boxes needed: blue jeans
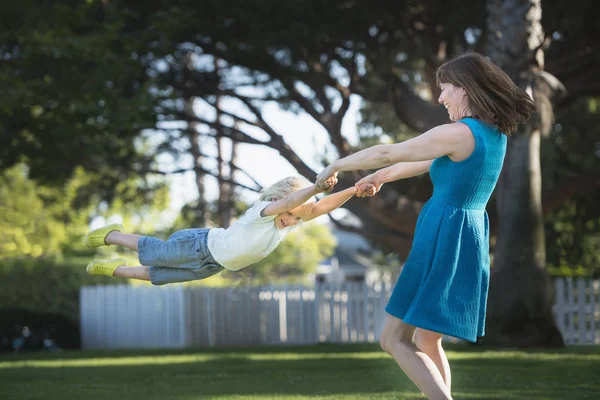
[138,228,224,285]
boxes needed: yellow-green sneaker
[84,223,124,248]
[86,258,128,277]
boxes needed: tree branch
[170,114,269,146]
[231,93,319,179]
[143,166,261,193]
[278,76,324,121]
[356,71,448,132]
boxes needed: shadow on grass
[0,343,385,361]
[3,342,598,361]
[1,344,599,400]
[461,343,600,356]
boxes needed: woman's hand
[356,183,379,197]
[355,173,383,197]
[317,174,338,193]
[316,164,338,191]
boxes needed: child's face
[274,205,304,229]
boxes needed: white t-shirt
[206,201,297,271]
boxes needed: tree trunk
[184,52,207,226]
[485,128,562,347]
[189,130,207,226]
[216,133,236,228]
[214,57,236,228]
[225,140,238,225]
[482,0,563,347]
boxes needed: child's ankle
[104,231,117,245]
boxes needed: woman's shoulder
[431,121,474,146]
[458,117,501,133]
[426,121,472,139]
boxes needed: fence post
[577,278,587,344]
[554,278,566,340]
[592,280,598,344]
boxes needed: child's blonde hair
[258,175,312,202]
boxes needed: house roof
[328,222,372,254]
[318,221,374,274]
[334,248,368,273]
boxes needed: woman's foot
[84,224,124,248]
[86,258,128,277]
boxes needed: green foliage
[0,165,55,258]
[544,194,600,277]
[0,164,90,258]
[220,222,337,285]
[542,97,600,276]
[546,265,593,278]
[0,257,113,322]
[0,1,159,202]
[0,163,170,260]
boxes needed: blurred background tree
[0,0,598,348]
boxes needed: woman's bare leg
[379,314,452,400]
[105,231,141,251]
[113,265,150,281]
[414,328,451,392]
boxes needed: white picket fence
[80,282,392,349]
[553,277,600,344]
[80,278,600,349]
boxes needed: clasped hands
[316,166,382,198]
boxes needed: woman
[316,52,535,399]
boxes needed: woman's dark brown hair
[436,52,536,135]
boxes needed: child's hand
[318,174,338,192]
[316,165,337,190]
[356,183,379,197]
[354,173,382,197]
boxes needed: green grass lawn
[1,343,599,400]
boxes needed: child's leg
[148,265,223,285]
[86,258,128,277]
[115,265,221,284]
[137,230,202,268]
[105,231,142,251]
[86,259,150,282]
[85,224,124,248]
[86,260,210,284]
[113,265,151,281]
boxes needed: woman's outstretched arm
[317,123,472,188]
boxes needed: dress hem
[384,306,482,343]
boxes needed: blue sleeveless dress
[385,117,507,342]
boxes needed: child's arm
[302,187,357,222]
[261,184,322,217]
[355,160,433,196]
[369,159,433,184]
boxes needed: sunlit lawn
[1,343,599,399]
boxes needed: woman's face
[438,82,469,121]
